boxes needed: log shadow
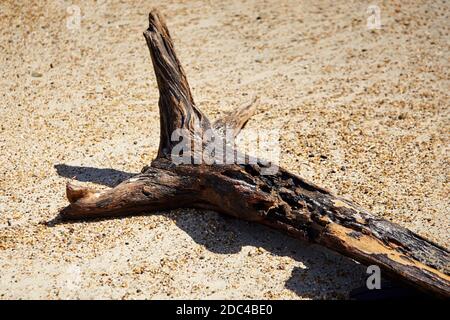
[54,164,421,299]
[173,211,426,299]
[173,209,367,299]
[54,164,136,188]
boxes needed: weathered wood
[144,12,211,159]
[213,96,258,138]
[60,9,450,298]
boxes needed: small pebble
[31,71,43,77]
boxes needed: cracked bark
[59,10,449,298]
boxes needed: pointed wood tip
[146,9,165,34]
[149,9,162,23]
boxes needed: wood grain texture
[213,96,258,138]
[60,9,450,298]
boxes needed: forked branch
[60,9,450,298]
[213,96,259,138]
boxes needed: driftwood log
[60,10,450,298]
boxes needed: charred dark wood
[60,9,450,298]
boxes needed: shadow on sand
[54,164,136,188]
[51,164,425,299]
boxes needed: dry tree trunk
[60,10,450,298]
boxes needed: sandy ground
[0,0,448,299]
